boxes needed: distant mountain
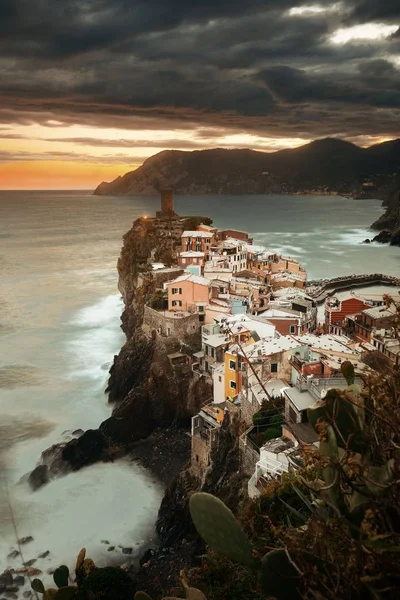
[94,138,400,196]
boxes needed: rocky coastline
[19,210,239,595]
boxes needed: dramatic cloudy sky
[1,0,399,188]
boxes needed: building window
[218,376,222,382]
[198,305,204,312]
[172,287,182,294]
[181,258,186,264]
[172,300,182,307]
[271,363,278,373]
[290,325,296,334]
[210,347,215,358]
[229,359,236,370]
[229,380,237,390]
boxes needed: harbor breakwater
[306,273,400,304]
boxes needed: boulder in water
[6,552,19,561]
[62,429,107,470]
[17,537,33,545]
[23,559,36,567]
[0,572,13,586]
[372,230,392,243]
[28,465,49,491]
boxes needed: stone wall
[191,434,210,476]
[143,306,201,347]
[239,431,260,476]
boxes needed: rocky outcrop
[133,412,246,596]
[94,138,400,197]
[371,179,400,246]
[38,214,212,478]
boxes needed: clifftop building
[156,189,178,219]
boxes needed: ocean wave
[70,294,123,327]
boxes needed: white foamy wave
[64,294,124,382]
[337,228,371,245]
[71,294,123,327]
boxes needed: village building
[349,305,397,343]
[257,303,317,335]
[181,230,215,257]
[209,238,248,274]
[270,271,306,290]
[166,273,210,319]
[191,401,238,477]
[220,229,253,244]
[324,295,372,334]
[270,256,307,278]
[204,257,234,281]
[238,336,301,426]
[178,250,205,275]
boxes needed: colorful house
[224,349,243,401]
[181,231,215,256]
[167,273,210,318]
[178,250,205,273]
[324,295,371,334]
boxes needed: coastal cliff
[42,213,213,474]
[94,138,400,197]
[370,178,400,246]
[104,214,213,435]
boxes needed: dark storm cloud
[345,0,400,23]
[0,0,399,146]
[259,59,400,108]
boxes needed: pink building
[178,250,205,272]
[167,273,210,318]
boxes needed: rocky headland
[22,208,248,593]
[93,138,400,198]
[30,213,213,484]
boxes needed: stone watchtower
[156,189,178,219]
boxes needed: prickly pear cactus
[53,566,69,588]
[189,492,257,567]
[259,549,301,600]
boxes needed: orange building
[167,273,210,317]
[181,230,215,256]
[178,251,205,271]
[324,296,370,333]
[270,256,306,277]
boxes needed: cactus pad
[259,549,301,600]
[189,492,256,567]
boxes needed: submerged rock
[17,537,33,545]
[372,230,393,243]
[28,464,49,491]
[23,559,36,567]
[0,572,13,587]
[6,552,19,561]
[61,429,107,471]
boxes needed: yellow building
[224,349,243,400]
